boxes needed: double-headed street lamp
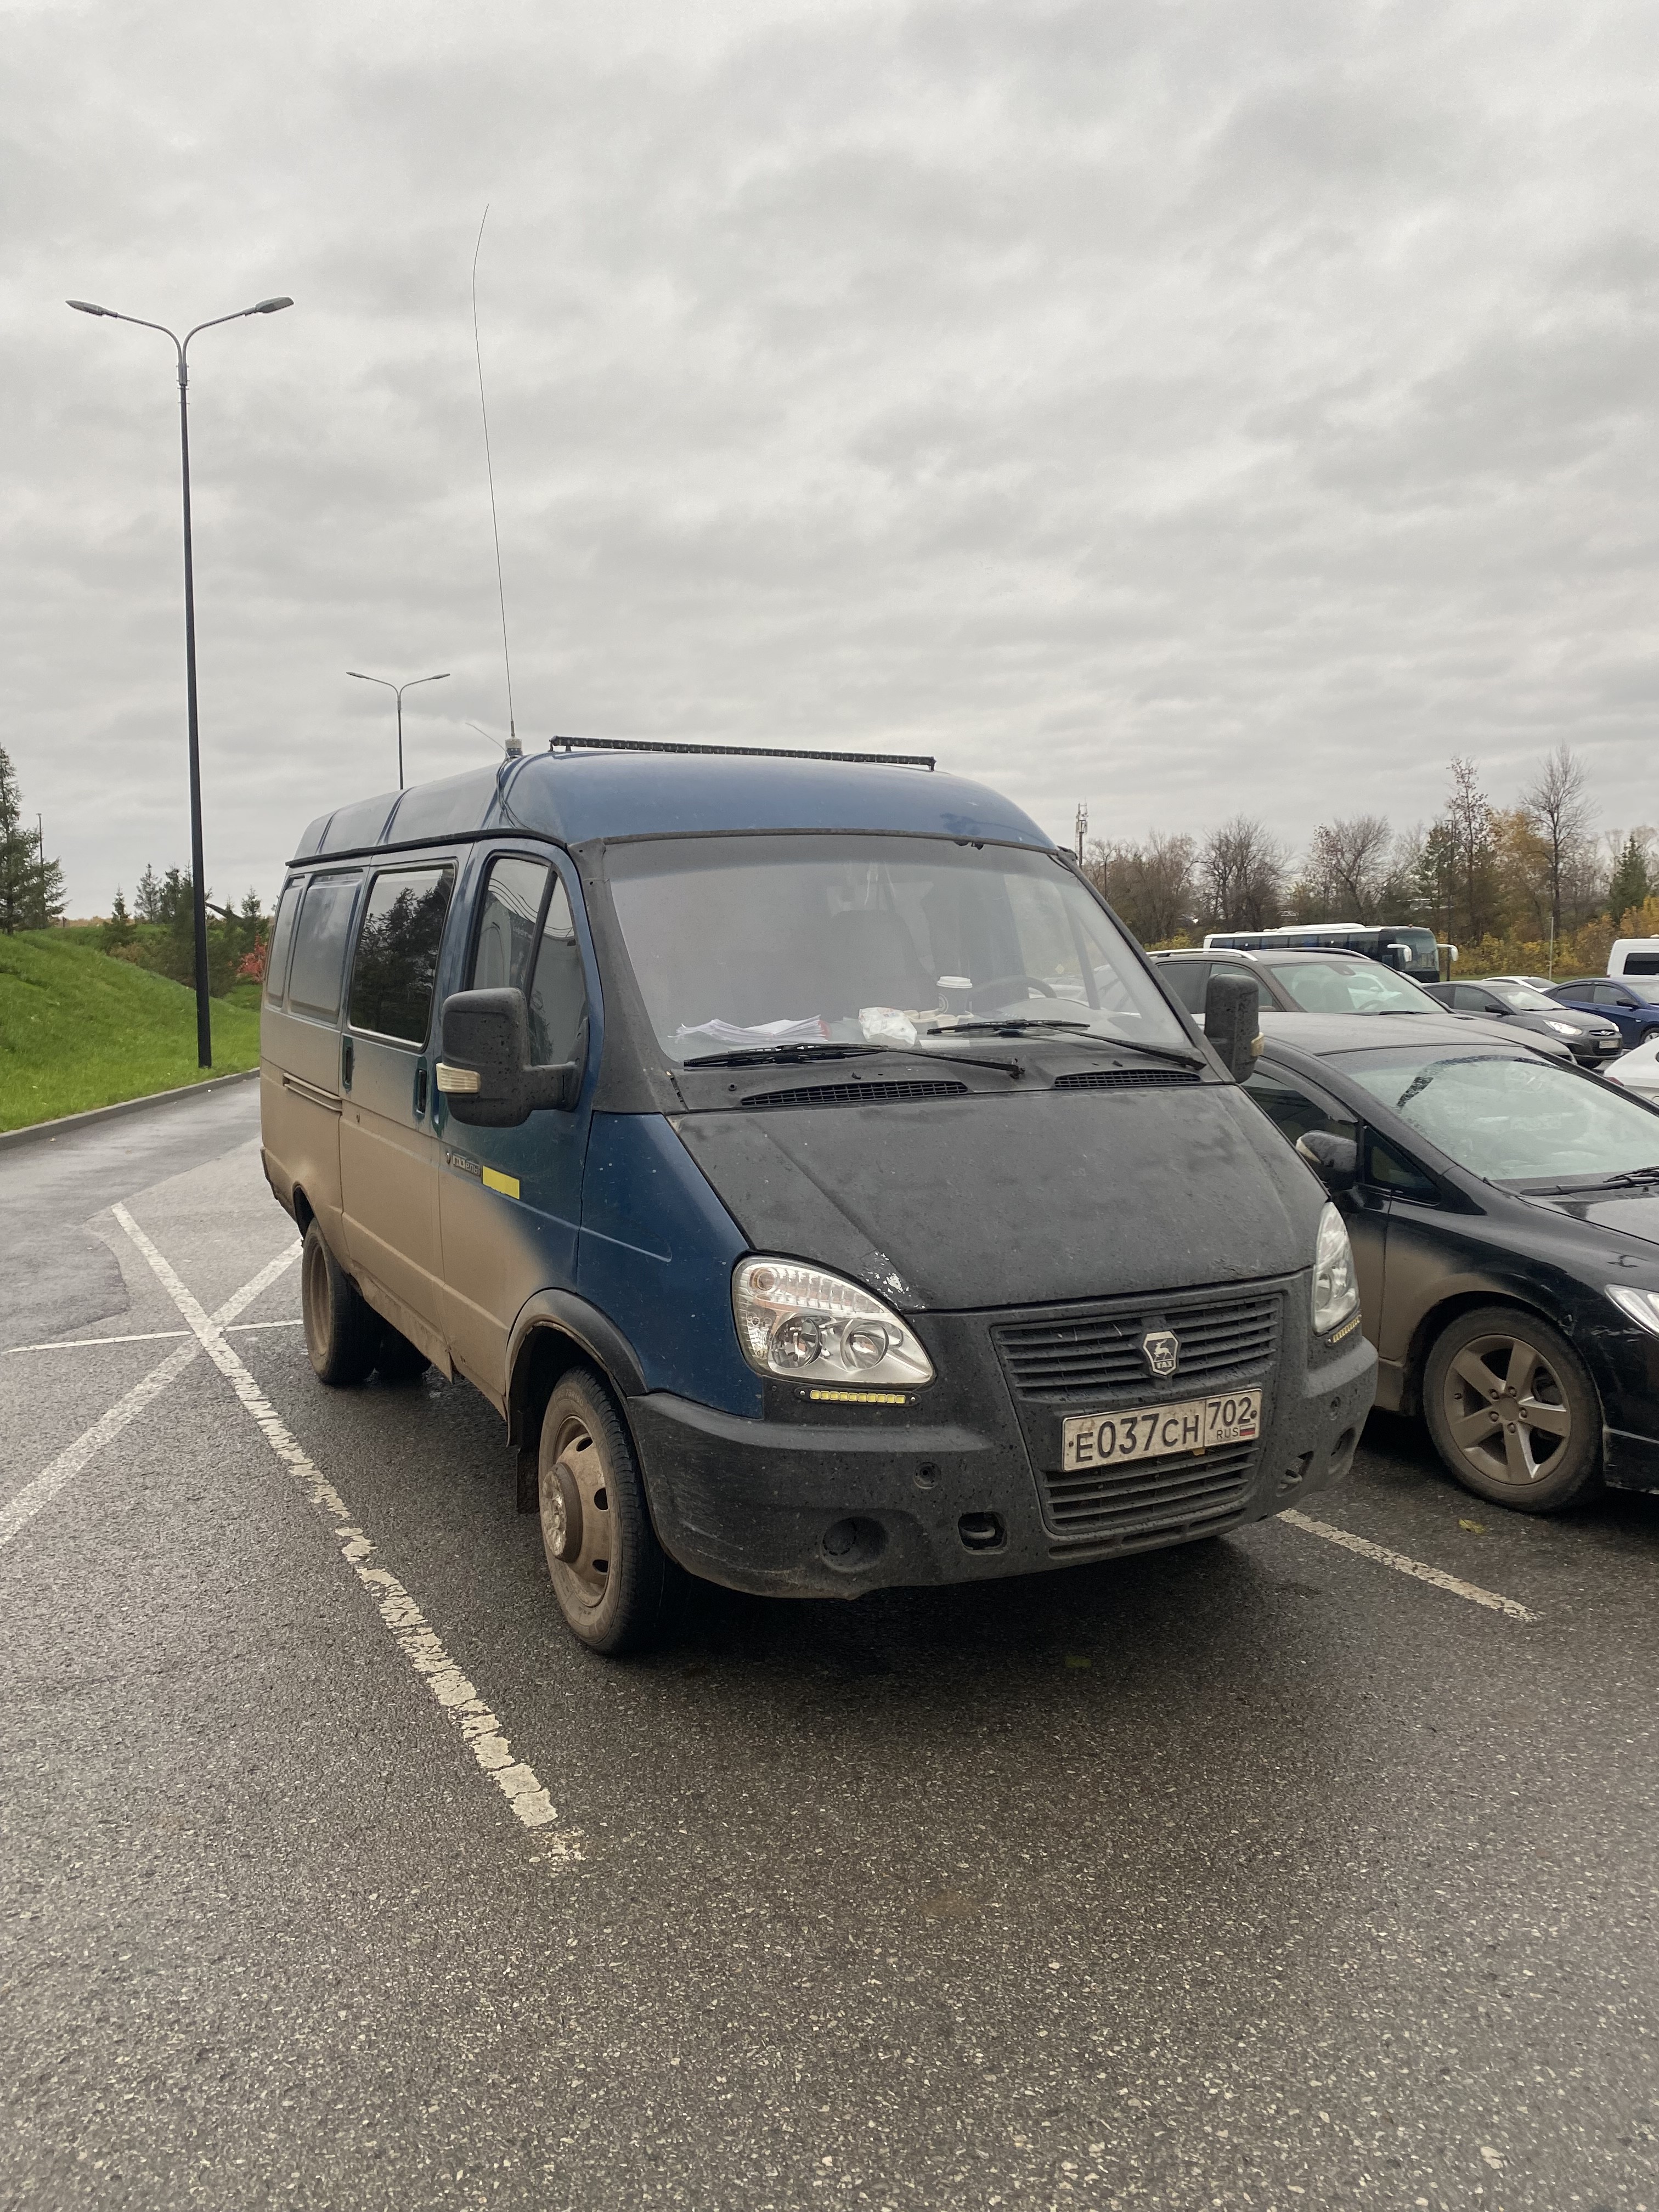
[69,292,294,1069]
[347,670,450,790]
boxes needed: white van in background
[1609,939,1659,979]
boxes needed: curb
[0,1066,260,1153]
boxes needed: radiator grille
[1041,1440,1255,1548]
[994,1288,1280,1402]
[740,1079,969,1109]
[1053,1067,1201,1090]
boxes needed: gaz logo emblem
[1141,1329,1180,1379]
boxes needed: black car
[1246,1011,1659,1513]
[1150,947,1575,1061]
[1423,977,1622,1067]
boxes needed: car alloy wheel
[1424,1304,1601,1512]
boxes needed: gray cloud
[4,0,1658,910]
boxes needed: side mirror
[1295,1129,1359,1192]
[1204,971,1261,1082]
[436,988,579,1126]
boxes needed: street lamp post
[346,671,450,790]
[69,292,293,1070]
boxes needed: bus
[1201,923,1449,986]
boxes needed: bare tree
[1094,832,1198,944]
[1200,817,1286,932]
[1443,755,1500,942]
[1521,744,1594,936]
[1304,815,1395,923]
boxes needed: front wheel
[538,1372,681,1654]
[1423,1305,1602,1512]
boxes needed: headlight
[733,1257,935,1389]
[1545,1021,1579,1037]
[1607,1285,1659,1335]
[1311,1201,1360,1336]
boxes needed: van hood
[673,1087,1323,1311]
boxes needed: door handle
[341,1036,354,1091]
[414,1063,428,1118]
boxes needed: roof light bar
[547,734,935,771]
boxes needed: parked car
[259,744,1375,1651]
[1609,938,1659,979]
[1547,976,1659,1047]
[1483,973,1556,992]
[1602,1035,1659,1102]
[1150,949,1575,1060]
[1421,978,1622,1068]
[1246,1011,1659,1511]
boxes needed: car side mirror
[1295,1129,1359,1192]
[1204,971,1261,1082]
[435,988,579,1126]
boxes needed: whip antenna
[471,205,517,746]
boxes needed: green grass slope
[0,932,261,1132]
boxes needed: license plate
[1060,1390,1261,1471]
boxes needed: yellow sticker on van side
[481,1166,521,1200]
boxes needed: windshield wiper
[683,1039,1024,1077]
[682,1042,889,1068]
[1529,1165,1659,1194]
[924,1019,1206,1070]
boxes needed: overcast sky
[4,0,1657,911]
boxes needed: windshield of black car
[605,834,1188,1065]
[1259,956,1438,1015]
[1486,982,1561,1012]
[1338,1048,1659,1184]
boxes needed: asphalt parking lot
[2,1086,1656,2211]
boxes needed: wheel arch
[1399,1285,1565,1417]
[506,1292,647,1453]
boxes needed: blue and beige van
[260,741,1376,1651]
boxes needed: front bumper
[630,1300,1377,1599]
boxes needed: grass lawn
[0,932,261,1132]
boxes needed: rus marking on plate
[1141,1328,1180,1378]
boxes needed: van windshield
[605,834,1187,1063]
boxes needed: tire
[374,1325,430,1384]
[538,1370,680,1654]
[1423,1304,1603,1513]
[300,1222,380,1386]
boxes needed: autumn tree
[1092,832,1198,944]
[1301,815,1395,923]
[1199,817,1286,932]
[1521,744,1594,936]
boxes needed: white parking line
[4,1320,302,1356]
[1280,1508,1537,1621]
[0,1244,302,1550]
[111,1204,581,1864]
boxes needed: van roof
[292,745,1052,862]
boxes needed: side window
[1244,1068,1358,1149]
[1367,1134,1438,1203]
[469,856,589,1068]
[287,873,362,1023]
[1158,962,1210,1017]
[348,865,456,1045]
[264,877,301,1006]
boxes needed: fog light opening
[1329,1426,1358,1479]
[957,1511,1005,1554]
[821,1516,888,1571]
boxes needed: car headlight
[733,1257,935,1389]
[1607,1285,1659,1335]
[1545,1021,1579,1037]
[1312,1201,1360,1336]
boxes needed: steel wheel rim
[543,1414,612,1612]
[1441,1330,1572,1489]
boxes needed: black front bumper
[629,1285,1378,1599]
